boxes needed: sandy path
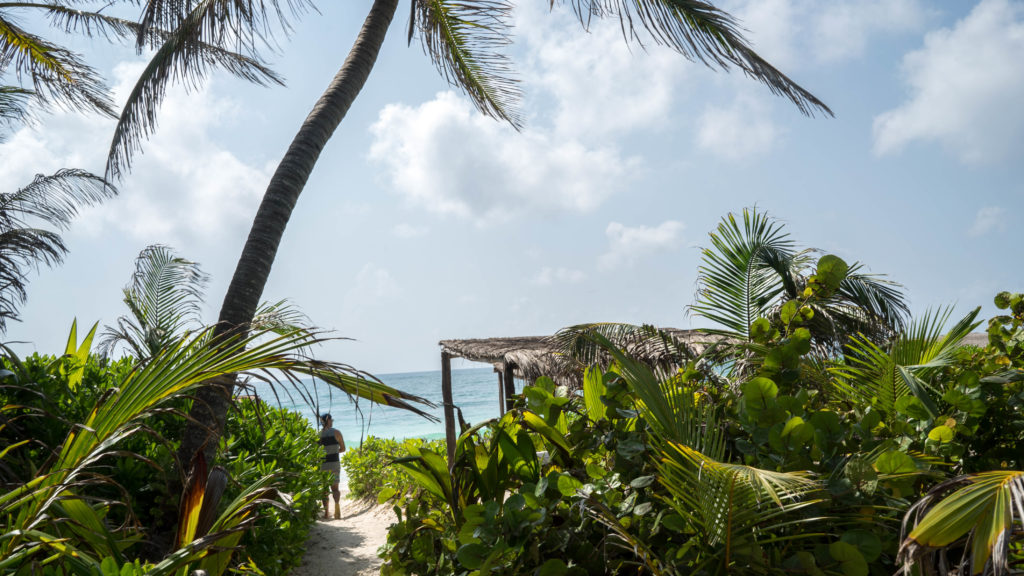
[291,490,394,576]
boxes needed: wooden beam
[503,362,516,412]
[441,351,456,468]
[496,370,505,416]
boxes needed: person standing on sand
[319,413,345,519]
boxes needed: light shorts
[320,461,341,481]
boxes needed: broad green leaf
[521,410,571,457]
[928,425,954,443]
[538,559,568,576]
[456,543,489,569]
[874,451,916,475]
[583,365,608,422]
[557,474,583,497]
[829,541,868,576]
[840,529,882,562]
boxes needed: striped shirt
[319,427,342,463]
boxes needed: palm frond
[836,266,909,336]
[0,325,434,566]
[105,0,289,178]
[0,169,114,333]
[0,11,115,117]
[0,85,34,137]
[658,443,823,574]
[689,208,797,342]
[563,0,832,116]
[588,332,724,457]
[412,0,522,128]
[100,245,209,359]
[830,307,982,420]
[552,322,696,369]
[251,299,313,334]
[900,471,1024,576]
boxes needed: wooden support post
[441,352,456,468]
[497,370,505,416]
[503,362,516,412]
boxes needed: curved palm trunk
[177,0,399,467]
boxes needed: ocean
[247,366,519,446]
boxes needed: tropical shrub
[379,259,1024,575]
[0,322,431,575]
[340,435,446,501]
[222,400,327,576]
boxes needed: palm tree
[100,245,210,359]
[689,208,910,354]
[105,0,835,466]
[0,170,114,333]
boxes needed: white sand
[290,489,394,576]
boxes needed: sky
[2,0,1022,374]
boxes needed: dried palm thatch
[439,328,726,388]
[440,336,574,383]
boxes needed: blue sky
[3,0,1022,373]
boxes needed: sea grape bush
[379,281,1024,575]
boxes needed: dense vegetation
[0,245,433,574]
[0,340,331,575]
[371,290,1022,575]
[360,212,1024,576]
[341,436,446,502]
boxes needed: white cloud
[0,60,270,245]
[369,92,636,222]
[726,0,930,68]
[393,223,429,238]
[969,205,1006,237]
[599,221,684,270]
[366,4,700,222]
[696,94,780,160]
[517,2,690,139]
[532,267,586,286]
[873,0,1024,164]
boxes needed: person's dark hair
[320,413,332,426]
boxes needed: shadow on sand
[290,499,389,576]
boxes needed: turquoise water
[247,367,520,446]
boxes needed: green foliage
[378,283,1024,576]
[0,324,402,575]
[220,401,326,576]
[340,435,445,502]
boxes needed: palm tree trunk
[177,0,399,469]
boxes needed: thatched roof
[439,329,723,385]
[439,336,575,383]
[440,330,993,386]
[961,333,988,348]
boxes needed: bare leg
[332,482,341,519]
